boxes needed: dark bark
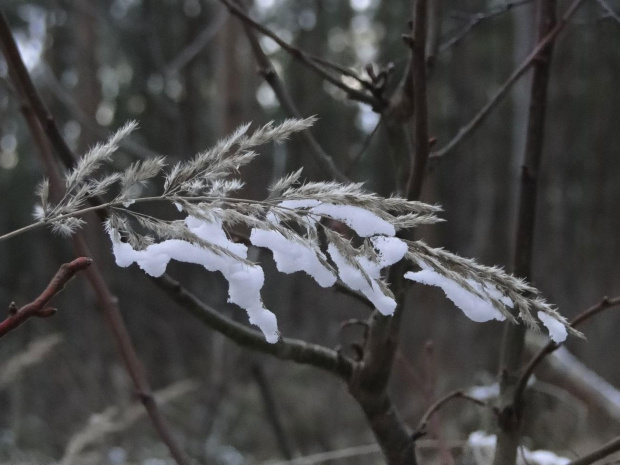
[493,1,558,464]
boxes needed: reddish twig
[431,0,587,159]
[513,296,620,404]
[0,258,92,338]
[0,13,190,465]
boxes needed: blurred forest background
[0,0,619,464]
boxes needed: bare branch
[164,6,229,76]
[432,0,587,159]
[0,8,358,399]
[0,334,62,391]
[406,0,431,200]
[41,64,163,160]
[0,12,77,170]
[61,379,199,465]
[0,258,92,338]
[568,436,620,465]
[492,1,581,463]
[596,0,620,24]
[437,1,533,57]
[252,363,296,460]
[345,117,383,175]
[218,0,383,108]
[514,296,620,404]
[153,274,355,380]
[236,4,350,182]
[0,14,192,465]
[412,390,489,440]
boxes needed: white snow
[310,203,395,237]
[327,237,407,315]
[267,199,321,225]
[467,383,500,401]
[404,262,509,323]
[108,215,280,343]
[250,228,336,287]
[371,236,408,267]
[537,311,568,343]
[467,431,497,449]
[465,431,569,465]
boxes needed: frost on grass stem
[25,118,578,344]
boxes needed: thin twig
[0,334,62,391]
[513,296,620,404]
[307,55,377,93]
[568,436,620,465]
[0,258,92,338]
[61,379,199,465]
[164,6,228,76]
[431,0,587,159]
[346,117,383,175]
[437,1,533,56]
[218,0,382,109]
[252,363,295,460]
[235,2,350,182]
[596,0,620,24]
[41,64,163,160]
[412,390,487,439]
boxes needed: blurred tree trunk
[73,1,100,151]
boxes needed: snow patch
[404,262,510,323]
[537,311,568,343]
[465,431,570,465]
[250,228,336,287]
[327,237,407,315]
[108,216,279,343]
[310,203,395,237]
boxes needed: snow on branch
[16,118,578,344]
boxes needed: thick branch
[432,0,586,159]
[0,258,92,338]
[153,274,354,380]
